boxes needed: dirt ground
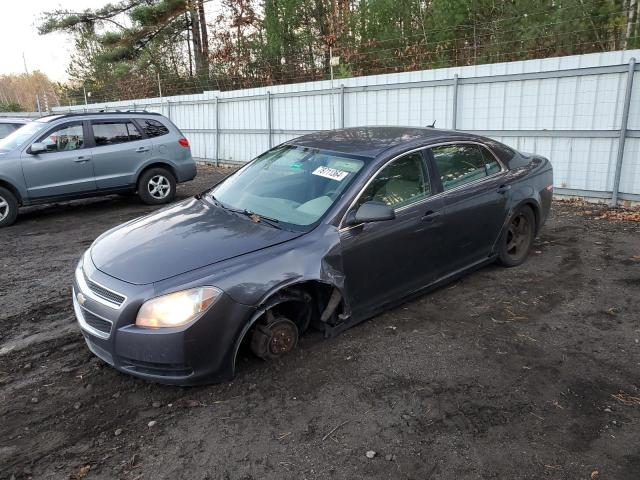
[1,166,639,480]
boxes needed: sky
[0,0,110,82]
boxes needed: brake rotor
[250,317,299,360]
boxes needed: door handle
[74,156,90,163]
[136,147,150,153]
[497,184,512,194]
[421,210,441,222]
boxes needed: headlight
[136,287,221,328]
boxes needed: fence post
[340,84,345,128]
[451,74,459,130]
[611,57,636,207]
[267,91,273,148]
[166,100,171,120]
[215,96,219,167]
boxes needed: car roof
[288,126,488,158]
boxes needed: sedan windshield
[211,145,365,227]
[0,122,46,152]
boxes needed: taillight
[178,138,190,148]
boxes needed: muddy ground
[1,166,639,480]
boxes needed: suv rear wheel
[0,187,19,228]
[137,167,176,205]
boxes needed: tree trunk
[622,0,638,50]
[189,2,204,77]
[197,0,209,73]
[186,13,193,77]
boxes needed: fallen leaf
[70,465,91,480]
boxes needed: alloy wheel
[0,196,8,221]
[505,212,531,259]
[148,175,171,199]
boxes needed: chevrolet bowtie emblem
[77,292,87,306]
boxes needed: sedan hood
[91,197,303,285]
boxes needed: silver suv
[0,112,196,227]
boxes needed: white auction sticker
[312,166,349,181]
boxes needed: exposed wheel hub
[250,317,299,360]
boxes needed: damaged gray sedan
[72,127,553,385]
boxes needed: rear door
[90,120,151,189]
[427,143,510,272]
[20,121,96,198]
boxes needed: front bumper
[72,256,255,385]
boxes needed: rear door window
[139,119,169,138]
[92,122,143,146]
[431,144,501,191]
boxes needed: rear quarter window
[139,119,170,138]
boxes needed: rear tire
[137,168,176,205]
[497,205,535,267]
[0,187,19,228]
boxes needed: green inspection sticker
[290,162,302,169]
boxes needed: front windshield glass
[0,122,46,152]
[211,145,366,227]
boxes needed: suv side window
[92,122,142,146]
[357,152,430,209]
[38,123,85,153]
[139,119,169,138]
[431,144,501,191]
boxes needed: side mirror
[345,201,395,226]
[30,142,47,154]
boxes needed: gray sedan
[73,126,553,385]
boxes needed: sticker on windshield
[312,166,349,181]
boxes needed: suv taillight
[178,138,190,148]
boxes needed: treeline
[38,0,640,105]
[0,72,61,112]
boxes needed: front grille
[82,309,112,335]
[86,278,125,306]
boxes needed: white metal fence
[47,50,640,203]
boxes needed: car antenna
[427,120,436,128]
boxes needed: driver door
[21,121,96,198]
[339,150,445,318]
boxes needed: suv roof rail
[51,111,162,120]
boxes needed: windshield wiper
[212,199,282,230]
[235,209,282,229]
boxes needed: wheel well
[259,281,338,331]
[232,281,341,369]
[137,162,177,187]
[0,180,22,206]
[519,200,541,235]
